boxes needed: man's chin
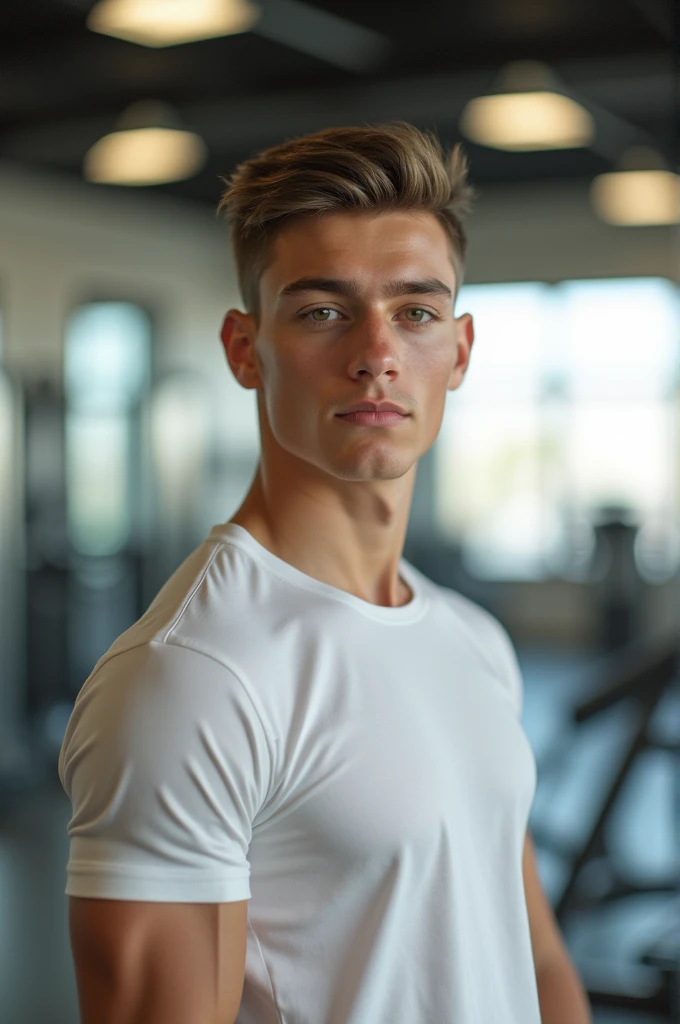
[323,450,416,483]
[273,433,419,482]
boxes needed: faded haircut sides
[217,120,475,325]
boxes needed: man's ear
[447,313,474,391]
[220,310,262,390]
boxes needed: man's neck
[228,469,415,608]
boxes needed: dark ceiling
[0,0,674,209]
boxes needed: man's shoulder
[85,535,252,683]
[81,527,313,704]
[425,577,523,708]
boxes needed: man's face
[223,209,474,483]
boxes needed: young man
[60,121,591,1024]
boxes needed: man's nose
[347,314,400,381]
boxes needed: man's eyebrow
[278,277,453,301]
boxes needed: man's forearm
[536,956,592,1024]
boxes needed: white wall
[464,178,679,287]
[0,159,261,474]
[0,161,238,383]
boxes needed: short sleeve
[58,641,273,903]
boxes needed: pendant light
[87,0,259,48]
[590,146,680,226]
[83,101,207,186]
[459,60,595,152]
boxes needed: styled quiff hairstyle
[217,120,474,324]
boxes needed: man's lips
[336,410,409,427]
[337,401,409,415]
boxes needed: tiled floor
[0,642,676,1023]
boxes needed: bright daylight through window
[435,278,679,582]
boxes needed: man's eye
[302,308,341,322]
[300,307,438,325]
[404,308,434,322]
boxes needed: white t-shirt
[59,522,541,1024]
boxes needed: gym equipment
[533,631,680,1020]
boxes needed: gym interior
[0,2,677,1022]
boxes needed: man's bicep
[69,896,249,1024]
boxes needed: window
[64,302,152,556]
[435,278,679,581]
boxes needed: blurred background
[0,1,678,1022]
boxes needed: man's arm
[69,896,248,1024]
[522,829,592,1024]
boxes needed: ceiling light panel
[84,127,207,185]
[591,170,680,226]
[460,91,595,151]
[87,0,260,47]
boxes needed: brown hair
[217,120,474,323]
